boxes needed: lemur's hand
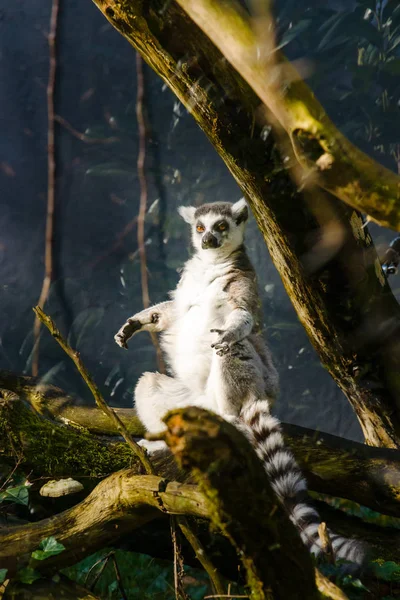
[210,329,235,356]
[114,318,142,349]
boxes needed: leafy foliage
[0,484,30,507]
[277,0,400,172]
[17,568,41,585]
[31,537,66,561]
[372,560,400,582]
[63,550,216,600]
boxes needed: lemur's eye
[217,222,227,231]
[196,224,205,233]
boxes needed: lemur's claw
[114,333,128,349]
[213,342,230,356]
[114,319,142,349]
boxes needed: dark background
[1,0,399,440]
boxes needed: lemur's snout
[201,232,219,249]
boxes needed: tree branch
[0,470,207,577]
[33,306,154,474]
[90,0,400,449]
[163,406,319,600]
[2,379,400,517]
[175,0,400,231]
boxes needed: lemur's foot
[138,439,168,453]
[114,319,142,349]
[210,329,232,356]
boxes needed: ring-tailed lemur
[115,199,365,567]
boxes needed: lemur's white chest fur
[162,256,235,391]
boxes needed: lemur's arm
[114,301,174,349]
[211,273,258,355]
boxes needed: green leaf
[31,536,66,561]
[277,19,312,49]
[372,560,400,582]
[18,568,41,585]
[319,13,382,50]
[342,576,369,591]
[388,34,400,53]
[0,569,8,584]
[0,484,29,506]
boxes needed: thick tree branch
[175,0,400,231]
[3,381,400,517]
[0,470,207,576]
[163,406,319,600]
[90,0,400,448]
[1,407,322,600]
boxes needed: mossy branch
[3,378,400,517]
[0,470,207,577]
[33,306,154,475]
[175,0,400,230]
[163,406,320,600]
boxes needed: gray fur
[114,199,365,569]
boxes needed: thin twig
[177,516,226,598]
[32,0,59,377]
[54,114,119,144]
[112,554,128,600]
[171,516,190,600]
[33,305,155,475]
[135,52,166,374]
[86,552,113,591]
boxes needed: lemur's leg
[115,301,174,349]
[206,338,268,419]
[135,371,195,434]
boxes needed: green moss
[0,398,137,478]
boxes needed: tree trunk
[175,0,400,230]
[90,0,400,447]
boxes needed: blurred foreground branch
[175,0,400,230]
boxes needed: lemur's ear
[178,206,196,224]
[231,198,249,225]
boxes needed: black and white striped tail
[238,400,366,567]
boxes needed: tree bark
[1,408,321,599]
[164,406,320,600]
[0,471,207,576]
[3,385,400,517]
[175,0,400,230]
[89,0,400,448]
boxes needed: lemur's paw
[114,319,142,349]
[210,329,233,356]
[138,439,168,454]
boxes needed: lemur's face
[178,199,249,257]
